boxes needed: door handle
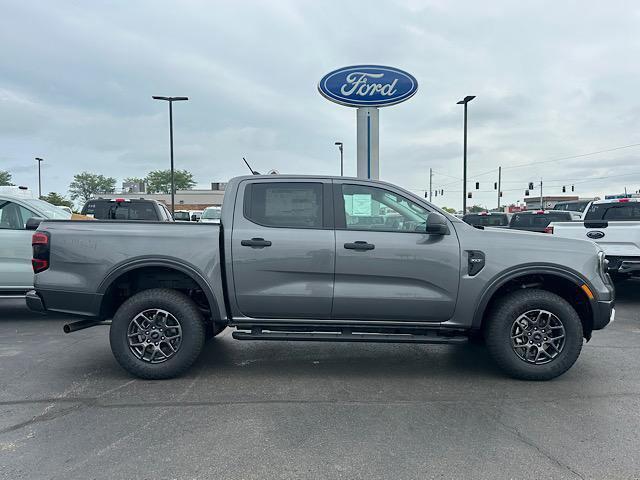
[241,237,272,247]
[344,241,375,251]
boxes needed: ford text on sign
[318,65,418,107]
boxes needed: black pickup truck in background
[81,198,174,221]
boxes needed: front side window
[0,201,37,229]
[245,182,323,229]
[341,184,428,232]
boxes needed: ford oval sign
[318,65,418,107]
[587,231,605,240]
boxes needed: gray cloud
[1,0,639,209]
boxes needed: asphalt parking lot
[0,284,639,480]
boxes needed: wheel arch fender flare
[471,264,597,330]
[98,257,223,321]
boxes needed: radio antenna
[243,157,260,175]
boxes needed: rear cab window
[584,202,640,221]
[510,212,572,227]
[82,200,160,221]
[463,214,509,227]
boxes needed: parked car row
[462,210,581,233]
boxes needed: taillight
[544,226,554,234]
[32,231,50,273]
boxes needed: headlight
[598,251,611,284]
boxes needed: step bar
[233,328,468,344]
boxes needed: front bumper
[593,299,615,330]
[607,256,640,274]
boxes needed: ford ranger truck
[26,176,615,380]
[550,196,640,281]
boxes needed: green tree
[40,192,74,208]
[441,206,457,214]
[145,169,196,194]
[0,170,13,186]
[69,172,116,204]
[468,205,486,213]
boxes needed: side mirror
[425,213,448,235]
[26,217,45,231]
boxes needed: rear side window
[463,214,508,226]
[584,203,640,221]
[244,182,323,229]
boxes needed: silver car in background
[0,190,71,295]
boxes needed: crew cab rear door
[331,180,460,322]
[230,179,335,319]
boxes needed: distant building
[122,180,146,193]
[523,196,579,210]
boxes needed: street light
[152,95,189,215]
[334,142,344,176]
[456,95,475,213]
[35,157,44,198]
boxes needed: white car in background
[200,206,222,223]
[0,187,72,296]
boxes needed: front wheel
[484,289,583,381]
[110,288,205,379]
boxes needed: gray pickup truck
[26,175,615,380]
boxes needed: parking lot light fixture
[152,96,189,215]
[457,96,475,213]
[335,142,344,176]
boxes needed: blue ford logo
[318,65,418,107]
[587,231,605,239]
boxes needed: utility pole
[35,157,43,198]
[497,166,502,210]
[335,142,344,176]
[152,96,189,216]
[429,168,433,202]
[457,96,476,214]
[540,178,543,210]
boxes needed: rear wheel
[110,288,205,379]
[485,289,583,380]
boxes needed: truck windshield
[463,214,509,226]
[22,198,72,219]
[584,202,640,221]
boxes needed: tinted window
[82,200,159,220]
[553,201,589,212]
[584,203,640,221]
[245,183,323,228]
[341,184,428,232]
[510,212,572,227]
[463,214,509,226]
[0,201,37,229]
[174,211,190,221]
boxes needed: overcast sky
[1,0,639,209]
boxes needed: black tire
[110,288,205,380]
[484,289,583,381]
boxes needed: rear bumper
[25,290,45,312]
[26,288,102,318]
[593,299,615,330]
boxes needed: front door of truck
[231,179,335,319]
[332,181,460,322]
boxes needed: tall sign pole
[497,166,502,209]
[457,96,475,214]
[319,65,418,180]
[429,168,433,202]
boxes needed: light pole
[456,95,475,213]
[152,96,189,215]
[334,142,344,176]
[35,157,43,198]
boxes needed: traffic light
[424,192,428,198]
[528,182,534,190]
[499,191,503,197]
[571,185,574,192]
[494,182,497,190]
[562,186,566,193]
[525,190,530,196]
[441,189,444,195]
[434,191,438,197]
[475,182,479,189]
[467,192,472,199]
